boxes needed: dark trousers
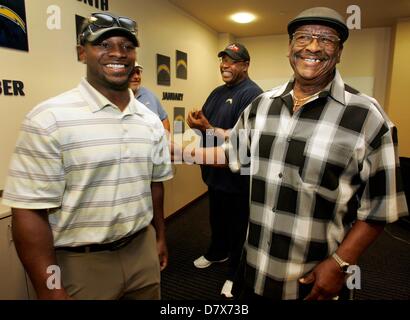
[205,187,250,280]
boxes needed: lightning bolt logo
[0,5,26,33]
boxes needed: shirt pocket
[299,140,353,191]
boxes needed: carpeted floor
[161,194,410,300]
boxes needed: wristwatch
[332,253,350,273]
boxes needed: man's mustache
[294,52,330,61]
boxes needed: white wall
[386,19,410,157]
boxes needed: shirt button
[287,138,292,142]
[278,173,283,178]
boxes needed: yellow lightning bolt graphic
[157,64,170,75]
[176,59,187,69]
[0,5,26,33]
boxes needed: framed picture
[176,50,187,79]
[173,107,185,133]
[0,0,29,51]
[157,54,171,86]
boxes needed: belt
[55,227,147,253]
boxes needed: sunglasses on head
[88,13,137,31]
[79,13,137,45]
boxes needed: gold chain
[292,92,320,112]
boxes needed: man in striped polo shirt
[2,13,173,299]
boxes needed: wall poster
[176,50,187,80]
[157,54,171,86]
[173,107,185,133]
[0,0,29,51]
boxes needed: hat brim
[87,27,139,47]
[217,50,249,61]
[288,17,349,43]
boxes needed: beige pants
[56,225,160,300]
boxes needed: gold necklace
[292,92,320,112]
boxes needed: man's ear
[287,44,291,58]
[286,37,293,58]
[336,47,343,63]
[243,61,249,72]
[77,45,86,64]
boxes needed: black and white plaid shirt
[223,70,408,299]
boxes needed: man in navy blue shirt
[187,43,263,298]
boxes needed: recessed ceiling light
[230,12,256,24]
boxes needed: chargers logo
[176,59,187,70]
[176,50,187,80]
[0,1,29,51]
[226,44,240,52]
[157,54,171,86]
[0,5,26,33]
[157,64,171,74]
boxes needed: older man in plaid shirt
[176,7,408,300]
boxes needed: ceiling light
[230,12,256,24]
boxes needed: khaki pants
[56,225,160,300]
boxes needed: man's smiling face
[288,24,342,86]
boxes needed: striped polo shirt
[3,79,173,247]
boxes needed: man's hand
[150,182,168,271]
[157,238,168,271]
[187,110,212,132]
[38,288,74,300]
[299,257,346,300]
[169,138,196,163]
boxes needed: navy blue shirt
[201,78,263,194]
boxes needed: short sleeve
[154,96,168,121]
[222,109,248,174]
[357,126,408,223]
[2,116,65,209]
[150,124,173,182]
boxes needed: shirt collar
[269,69,346,106]
[135,87,144,100]
[78,78,144,115]
[328,70,346,106]
[268,80,294,100]
[127,92,146,115]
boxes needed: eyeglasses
[79,13,137,45]
[219,57,245,66]
[292,31,340,49]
